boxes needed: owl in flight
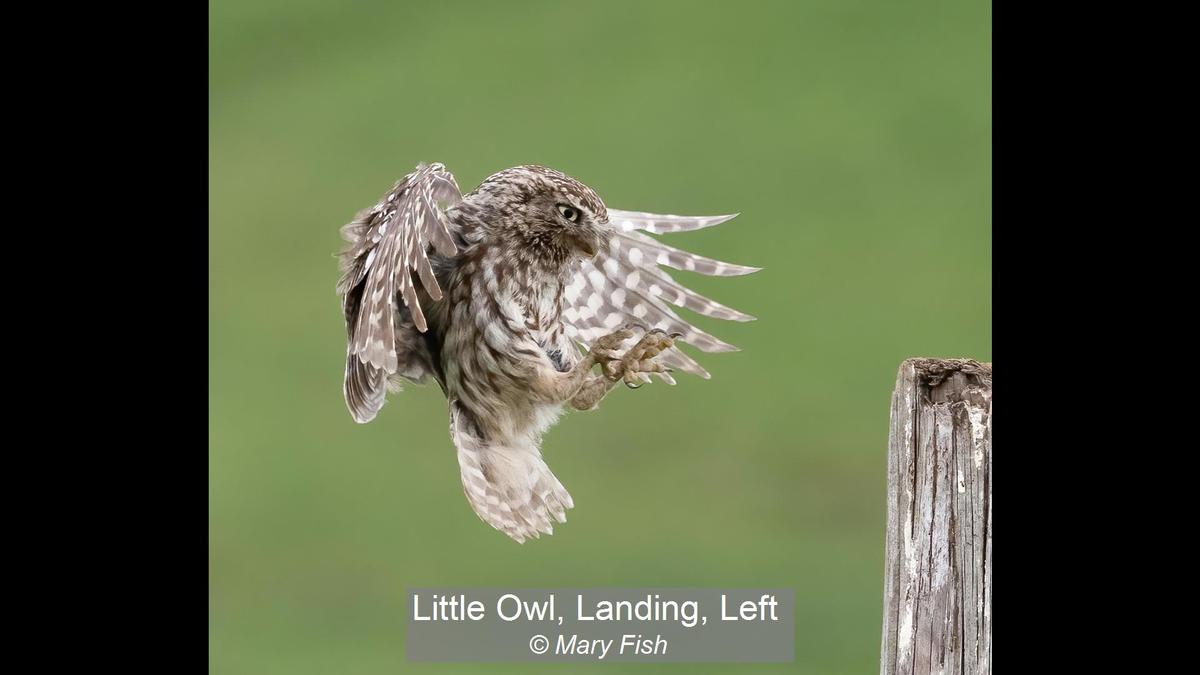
[337,163,758,542]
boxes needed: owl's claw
[588,327,636,375]
[604,328,675,387]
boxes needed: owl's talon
[603,360,622,379]
[589,327,637,379]
[610,330,675,386]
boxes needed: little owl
[337,163,758,543]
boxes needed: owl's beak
[577,238,602,258]
[570,221,609,258]
[582,223,612,258]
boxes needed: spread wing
[336,162,462,422]
[561,209,760,381]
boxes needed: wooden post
[880,358,992,675]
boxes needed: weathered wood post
[880,358,991,675]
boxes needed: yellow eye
[557,204,580,223]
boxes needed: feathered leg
[534,327,632,403]
[569,375,619,411]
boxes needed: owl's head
[466,165,612,260]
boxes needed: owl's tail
[449,401,573,543]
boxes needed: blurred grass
[210,0,990,673]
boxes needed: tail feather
[450,402,573,543]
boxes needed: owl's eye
[557,204,580,223]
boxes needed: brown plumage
[337,163,759,542]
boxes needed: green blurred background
[209,0,990,672]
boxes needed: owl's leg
[534,327,634,404]
[568,329,676,410]
[539,328,676,406]
[568,374,620,411]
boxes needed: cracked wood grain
[880,358,991,675]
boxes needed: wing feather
[561,209,760,380]
[620,230,761,277]
[599,241,755,321]
[581,256,737,352]
[608,209,739,234]
[337,162,462,420]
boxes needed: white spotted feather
[562,210,759,379]
[337,162,462,421]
